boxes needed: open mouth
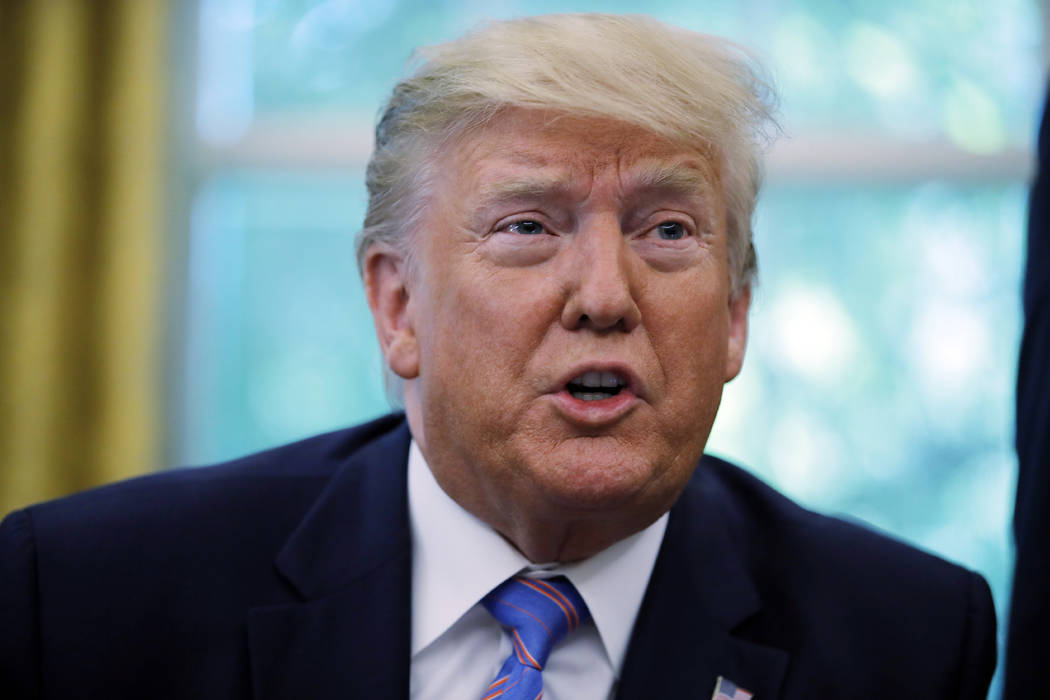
[566,370,627,401]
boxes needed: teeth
[577,371,602,388]
[571,370,625,388]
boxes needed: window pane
[179,170,387,466]
[197,0,1042,148]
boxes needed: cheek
[423,263,555,399]
[647,279,730,407]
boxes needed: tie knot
[481,576,591,670]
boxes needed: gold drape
[0,0,168,514]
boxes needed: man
[1,14,995,699]
[1004,84,1050,698]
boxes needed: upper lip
[554,361,646,399]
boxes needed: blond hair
[357,13,778,296]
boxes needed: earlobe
[724,286,751,382]
[364,246,420,380]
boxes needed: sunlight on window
[196,0,254,144]
[846,22,919,99]
[768,284,860,383]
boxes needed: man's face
[367,108,750,560]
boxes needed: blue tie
[480,576,591,700]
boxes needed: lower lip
[551,388,638,426]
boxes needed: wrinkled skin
[365,108,750,562]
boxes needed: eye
[655,221,687,240]
[506,220,546,235]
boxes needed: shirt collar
[407,439,668,677]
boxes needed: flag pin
[712,675,754,700]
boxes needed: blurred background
[1,1,1044,695]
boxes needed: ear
[724,285,751,382]
[364,245,420,380]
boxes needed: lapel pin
[712,675,754,700]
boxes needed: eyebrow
[477,176,578,205]
[477,164,711,205]
[472,156,716,215]
[626,160,714,200]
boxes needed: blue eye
[656,221,687,240]
[507,220,545,235]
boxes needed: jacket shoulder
[0,413,408,698]
[695,454,984,591]
[20,412,406,531]
[2,412,407,578]
[1,412,408,607]
[690,454,997,698]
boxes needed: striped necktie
[479,575,591,700]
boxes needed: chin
[523,438,683,514]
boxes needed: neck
[403,389,668,564]
[491,510,659,563]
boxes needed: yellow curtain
[0,0,169,514]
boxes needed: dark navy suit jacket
[1,414,996,699]
[1004,86,1050,699]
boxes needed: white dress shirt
[407,440,667,700]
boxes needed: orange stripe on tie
[494,598,553,637]
[482,676,510,700]
[531,579,580,628]
[503,679,522,695]
[513,629,542,670]
[519,578,579,629]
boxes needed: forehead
[441,109,721,199]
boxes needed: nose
[560,221,642,332]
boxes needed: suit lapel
[617,457,790,699]
[247,421,413,700]
[243,424,789,699]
